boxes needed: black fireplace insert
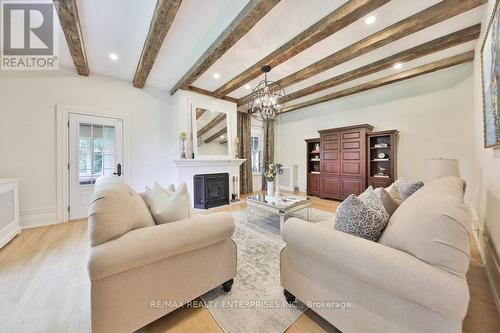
[193,173,230,209]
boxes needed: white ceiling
[56,0,486,109]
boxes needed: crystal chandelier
[248,65,286,121]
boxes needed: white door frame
[56,105,131,223]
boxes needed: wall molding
[469,206,500,313]
[20,208,58,229]
[0,221,21,248]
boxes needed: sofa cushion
[394,178,424,200]
[145,182,192,224]
[334,190,389,241]
[374,187,400,216]
[378,177,471,276]
[88,176,156,246]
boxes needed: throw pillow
[358,186,389,217]
[334,193,389,241]
[374,187,400,216]
[145,182,192,224]
[394,179,424,200]
[143,182,175,212]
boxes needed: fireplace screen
[193,173,230,209]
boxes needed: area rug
[201,207,334,333]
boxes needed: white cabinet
[0,179,21,248]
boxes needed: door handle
[113,163,122,176]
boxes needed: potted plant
[263,163,283,197]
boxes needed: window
[79,123,116,185]
[251,126,263,174]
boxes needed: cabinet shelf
[371,159,390,162]
[370,146,390,149]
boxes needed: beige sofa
[87,177,237,333]
[280,177,471,333]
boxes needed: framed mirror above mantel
[191,106,233,159]
[177,91,237,160]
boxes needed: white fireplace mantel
[173,159,245,167]
[171,159,246,205]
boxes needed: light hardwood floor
[0,194,498,333]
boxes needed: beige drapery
[262,119,275,190]
[237,112,253,194]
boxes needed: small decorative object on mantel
[263,163,283,197]
[180,132,187,159]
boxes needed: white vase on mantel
[267,181,274,197]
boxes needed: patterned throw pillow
[334,190,389,241]
[359,186,388,217]
[394,179,424,200]
[374,187,400,216]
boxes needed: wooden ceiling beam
[237,0,485,105]
[213,0,391,97]
[197,113,227,138]
[196,108,206,119]
[170,0,281,95]
[205,128,228,143]
[282,51,474,113]
[53,0,89,76]
[133,0,183,88]
[188,86,238,104]
[278,24,480,105]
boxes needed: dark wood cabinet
[306,126,398,199]
[305,138,321,196]
[318,124,373,200]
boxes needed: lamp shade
[425,158,460,181]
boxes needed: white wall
[0,68,176,227]
[470,0,500,304]
[277,63,475,195]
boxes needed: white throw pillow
[145,182,192,224]
[374,187,400,216]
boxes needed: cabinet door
[310,174,320,194]
[320,177,340,198]
[341,178,364,197]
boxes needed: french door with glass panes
[68,113,123,219]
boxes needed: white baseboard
[20,208,58,229]
[469,207,500,313]
[0,221,21,248]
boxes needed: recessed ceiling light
[394,63,403,69]
[244,84,251,90]
[220,135,225,139]
[365,15,376,25]
[109,53,119,61]
[213,73,221,79]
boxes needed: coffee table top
[247,194,310,209]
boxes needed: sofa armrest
[89,212,235,280]
[282,218,469,320]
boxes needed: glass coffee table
[246,194,311,233]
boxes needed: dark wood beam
[238,0,485,105]
[282,51,474,113]
[133,0,183,88]
[277,24,480,105]
[53,0,88,76]
[213,0,391,97]
[205,128,228,143]
[196,108,206,119]
[187,86,238,104]
[220,138,228,144]
[170,0,281,95]
[197,113,227,137]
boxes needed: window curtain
[262,119,275,190]
[237,112,253,194]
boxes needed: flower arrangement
[263,163,283,182]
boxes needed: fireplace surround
[193,173,230,209]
